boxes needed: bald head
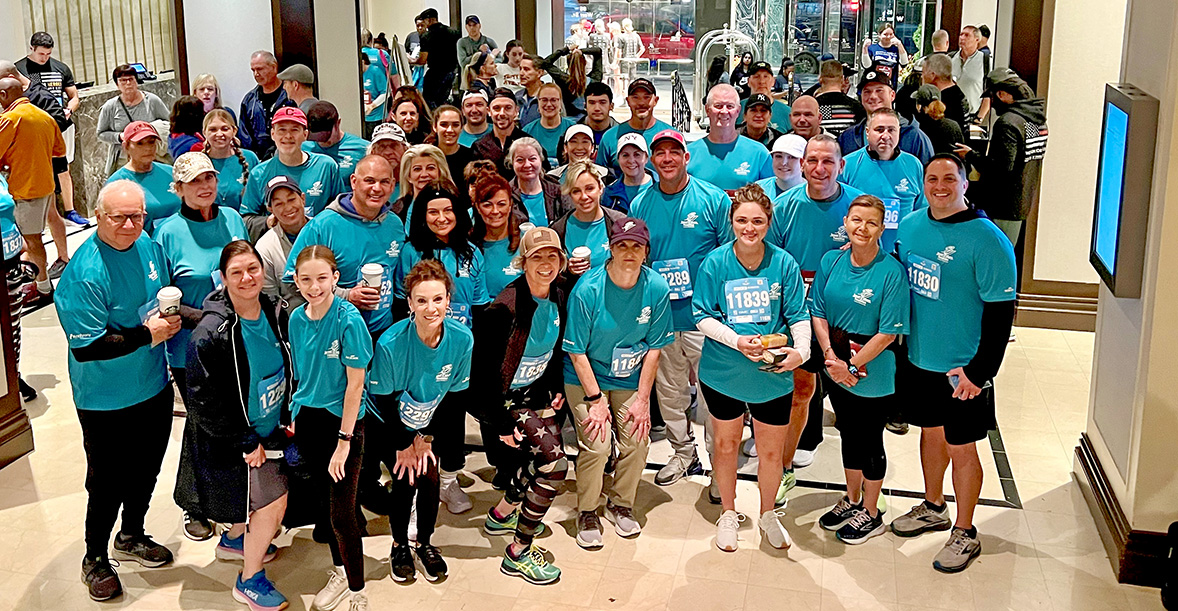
[351,155,396,217]
[706,83,739,106]
[789,96,821,139]
[0,61,17,79]
[0,78,24,107]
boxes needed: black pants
[171,366,190,409]
[826,380,888,481]
[7,258,27,376]
[434,388,506,475]
[502,388,568,546]
[77,385,174,558]
[422,68,457,109]
[799,373,826,452]
[298,407,366,592]
[388,447,439,547]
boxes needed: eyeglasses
[103,213,146,226]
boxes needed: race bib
[882,198,900,229]
[654,258,692,300]
[447,302,472,328]
[610,344,649,378]
[257,369,285,423]
[399,392,444,430]
[377,268,393,311]
[511,350,553,388]
[724,277,772,324]
[906,254,941,300]
[137,298,160,325]
[1,226,22,260]
[801,270,816,298]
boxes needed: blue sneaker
[216,532,277,563]
[64,210,92,227]
[233,570,288,611]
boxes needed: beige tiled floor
[0,228,1165,610]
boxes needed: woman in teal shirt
[471,173,525,297]
[201,109,259,213]
[692,183,810,553]
[509,138,570,227]
[288,245,372,610]
[809,195,909,545]
[550,161,625,281]
[106,121,179,235]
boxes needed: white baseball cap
[772,134,807,159]
[616,132,648,156]
[564,124,594,144]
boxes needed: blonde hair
[560,160,603,196]
[507,137,544,166]
[398,144,457,198]
[191,73,224,108]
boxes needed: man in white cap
[602,132,655,212]
[755,134,806,200]
[366,123,409,201]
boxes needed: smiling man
[596,78,671,174]
[458,90,492,147]
[256,176,308,312]
[687,84,773,191]
[840,108,927,251]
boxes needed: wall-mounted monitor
[1090,84,1159,298]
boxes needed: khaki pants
[566,385,650,512]
[654,331,713,461]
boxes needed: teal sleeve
[561,286,592,355]
[58,280,110,349]
[976,229,1018,303]
[878,263,910,335]
[283,222,319,284]
[367,340,394,395]
[395,246,421,299]
[808,254,832,320]
[241,166,266,215]
[341,308,374,368]
[647,275,676,349]
[451,334,473,391]
[471,251,490,305]
[690,255,723,326]
[780,255,810,325]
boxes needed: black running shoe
[182,512,215,541]
[112,533,173,568]
[819,496,864,531]
[414,544,448,582]
[81,556,122,601]
[389,545,415,582]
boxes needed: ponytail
[927,100,946,121]
[232,142,250,201]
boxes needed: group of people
[0,15,1049,611]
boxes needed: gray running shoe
[576,511,604,549]
[655,454,702,486]
[605,501,642,537]
[890,501,952,537]
[932,527,982,573]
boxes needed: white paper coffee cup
[519,222,536,235]
[572,246,592,262]
[157,286,182,317]
[360,263,384,288]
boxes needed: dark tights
[299,407,366,592]
[827,381,888,481]
[389,459,440,547]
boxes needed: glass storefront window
[566,0,698,63]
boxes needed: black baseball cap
[264,175,303,205]
[748,61,774,76]
[746,93,772,111]
[465,15,480,24]
[628,78,656,96]
[859,64,894,90]
[306,101,339,142]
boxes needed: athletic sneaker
[439,479,473,513]
[312,567,349,610]
[65,210,92,227]
[233,569,288,611]
[183,512,215,541]
[655,454,703,486]
[890,501,952,537]
[775,470,796,507]
[348,591,368,611]
[414,544,447,581]
[80,555,122,601]
[21,285,53,311]
[575,511,604,549]
[112,533,173,568]
[707,475,721,504]
[19,378,37,402]
[215,532,277,563]
[501,545,561,585]
[819,496,863,531]
[389,545,415,582]
[933,527,982,573]
[715,510,744,552]
[759,509,792,549]
[836,510,887,545]
[605,501,641,537]
[483,508,548,537]
[791,449,814,468]
[885,420,910,435]
[47,258,68,280]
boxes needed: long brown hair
[568,49,588,98]
[201,109,250,201]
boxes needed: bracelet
[584,392,603,403]
[337,430,353,441]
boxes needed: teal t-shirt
[629,178,734,331]
[766,182,865,274]
[0,175,23,260]
[368,317,473,427]
[685,136,774,191]
[523,117,575,166]
[895,209,1017,373]
[303,133,371,179]
[154,206,250,366]
[240,314,286,437]
[840,148,927,253]
[458,125,491,148]
[520,192,549,227]
[755,175,803,202]
[107,163,181,235]
[808,249,910,397]
[563,214,610,271]
[596,119,672,173]
[241,152,344,217]
[510,297,561,389]
[397,243,491,328]
[740,98,793,132]
[363,62,388,122]
[288,296,373,420]
[562,265,675,391]
[480,238,522,298]
[284,203,406,334]
[208,149,261,212]
[57,233,171,411]
[692,242,810,402]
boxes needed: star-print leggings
[503,386,568,546]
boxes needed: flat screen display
[1094,103,1128,271]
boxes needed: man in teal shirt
[458,90,492,148]
[738,61,792,132]
[56,180,182,601]
[303,101,370,180]
[840,108,927,252]
[629,129,731,492]
[687,84,774,192]
[596,78,671,175]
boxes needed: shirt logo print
[734,162,751,176]
[681,212,699,228]
[386,240,401,258]
[937,246,956,263]
[325,339,341,359]
[636,306,651,325]
[853,288,874,306]
[436,364,453,382]
[896,178,911,193]
[340,155,355,169]
[831,226,848,243]
[769,282,782,300]
[148,261,159,282]
[307,181,324,196]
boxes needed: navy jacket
[238,86,293,158]
[838,116,935,165]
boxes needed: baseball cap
[650,129,685,150]
[271,106,308,127]
[912,84,941,106]
[983,67,1030,97]
[264,175,303,205]
[617,132,648,155]
[748,61,774,76]
[609,217,650,247]
[121,121,159,143]
[746,93,773,111]
[370,122,408,145]
[172,152,218,183]
[564,124,594,144]
[859,65,894,90]
[276,64,314,85]
[520,226,564,258]
[771,134,807,158]
[306,101,340,142]
[465,14,480,25]
[628,78,656,96]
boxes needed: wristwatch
[584,392,603,403]
[337,430,353,441]
[418,433,434,444]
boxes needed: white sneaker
[312,567,349,611]
[349,590,369,611]
[439,478,473,514]
[792,449,814,468]
[759,509,792,549]
[715,510,744,552]
[742,437,758,457]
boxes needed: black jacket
[24,81,70,133]
[174,289,293,524]
[510,176,574,226]
[966,98,1048,220]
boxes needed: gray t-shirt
[95,92,171,144]
[952,51,987,114]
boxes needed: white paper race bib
[724,277,772,324]
[906,254,941,300]
[654,258,692,300]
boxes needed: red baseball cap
[271,106,308,127]
[650,129,686,150]
[121,121,159,143]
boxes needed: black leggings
[298,407,366,592]
[502,388,568,546]
[434,388,509,477]
[77,385,174,558]
[171,367,190,409]
[388,449,440,547]
[826,380,888,481]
